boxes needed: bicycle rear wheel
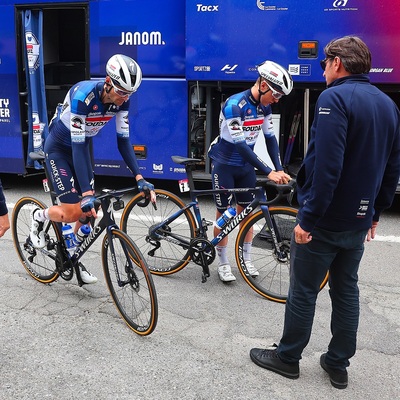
[12,197,60,283]
[120,189,197,275]
[102,229,158,335]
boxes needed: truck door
[16,4,88,173]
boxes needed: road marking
[373,235,400,243]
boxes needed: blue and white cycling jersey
[46,80,139,193]
[208,89,282,175]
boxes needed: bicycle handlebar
[256,178,297,206]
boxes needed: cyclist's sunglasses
[110,80,133,98]
[265,81,283,99]
[320,56,336,71]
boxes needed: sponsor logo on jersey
[71,116,84,129]
[84,92,95,106]
[229,119,241,130]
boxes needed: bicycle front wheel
[12,197,61,284]
[120,189,197,275]
[102,229,158,335]
[235,206,297,303]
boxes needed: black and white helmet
[257,60,293,95]
[106,54,142,93]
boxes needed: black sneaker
[250,344,300,379]
[320,353,348,389]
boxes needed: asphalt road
[0,174,399,400]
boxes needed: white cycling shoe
[29,208,46,248]
[245,261,259,277]
[78,263,98,284]
[218,264,236,282]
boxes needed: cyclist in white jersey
[30,54,155,284]
[208,60,293,282]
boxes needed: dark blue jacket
[297,75,400,232]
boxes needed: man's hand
[268,170,291,184]
[366,221,378,242]
[294,223,312,244]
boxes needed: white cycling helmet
[257,60,293,95]
[106,54,142,93]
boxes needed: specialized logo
[119,31,166,46]
[196,4,219,11]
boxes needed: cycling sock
[216,245,229,266]
[243,242,252,262]
[35,208,49,222]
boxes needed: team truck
[1,0,399,187]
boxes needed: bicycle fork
[260,205,289,262]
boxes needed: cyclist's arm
[69,112,95,194]
[262,115,283,171]
[115,110,141,180]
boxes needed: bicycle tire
[120,189,197,275]
[235,206,328,303]
[102,229,158,335]
[12,197,61,284]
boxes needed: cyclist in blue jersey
[29,54,155,284]
[208,60,293,282]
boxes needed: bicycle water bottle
[214,207,236,229]
[62,223,76,256]
[73,224,91,246]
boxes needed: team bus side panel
[0,2,26,174]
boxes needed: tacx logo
[221,64,238,74]
[197,4,219,11]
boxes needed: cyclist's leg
[33,151,97,284]
[211,161,239,282]
[101,229,158,335]
[235,165,257,276]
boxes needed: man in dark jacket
[249,36,400,389]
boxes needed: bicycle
[120,156,329,303]
[12,152,158,336]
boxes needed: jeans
[278,226,368,371]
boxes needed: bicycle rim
[235,207,297,303]
[120,189,197,275]
[102,229,158,335]
[12,197,60,283]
